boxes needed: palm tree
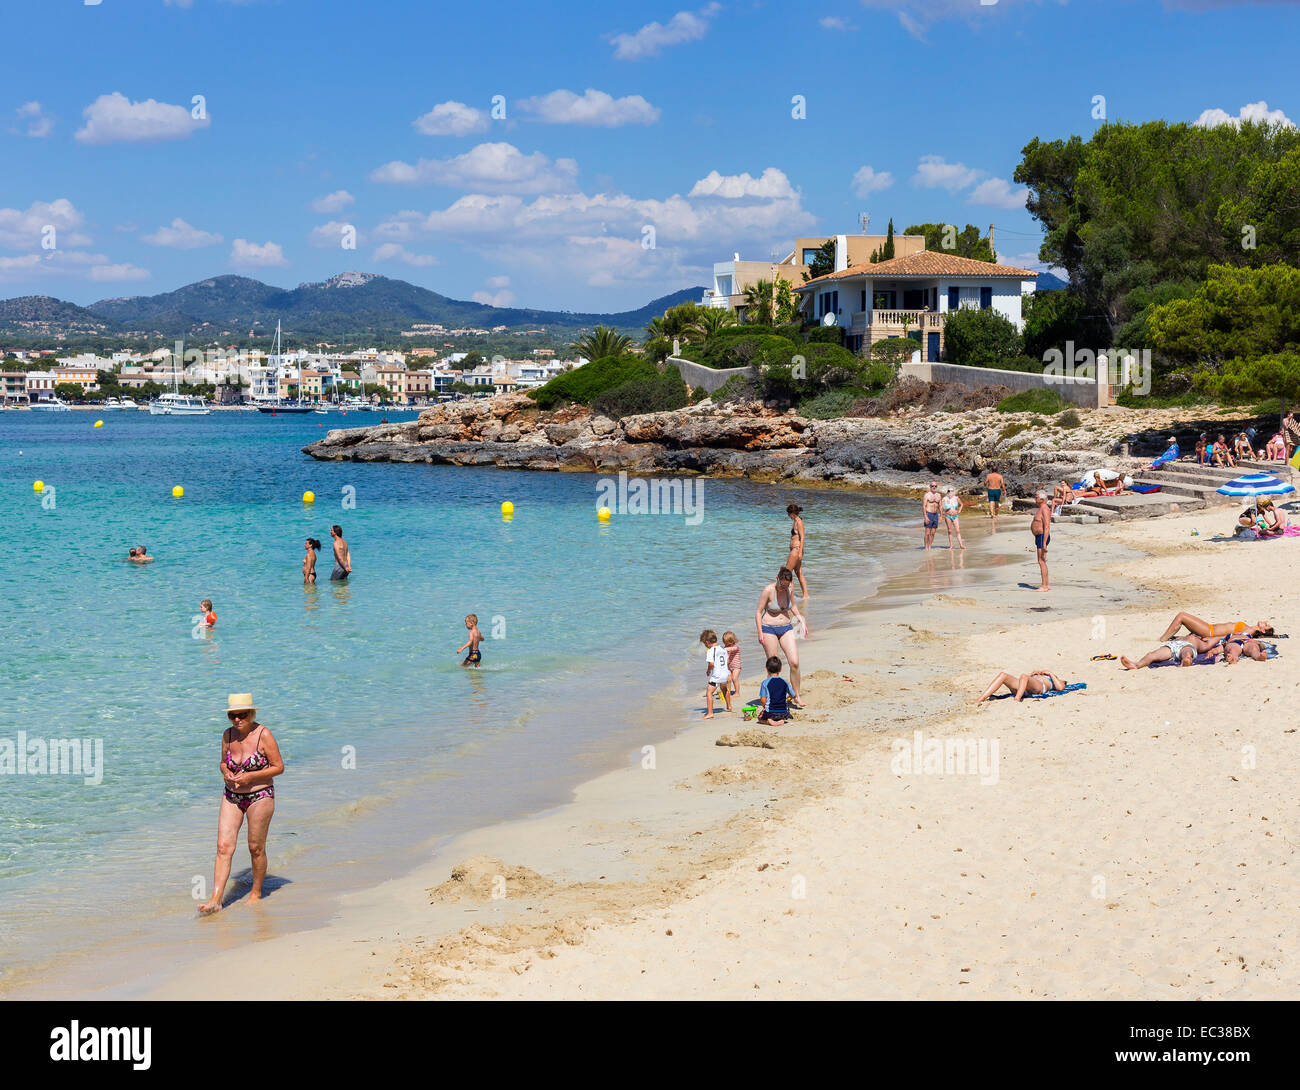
[571,325,634,360]
[693,307,739,339]
[742,279,776,325]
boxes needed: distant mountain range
[0,272,705,340]
[0,269,1070,342]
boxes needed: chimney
[834,235,848,272]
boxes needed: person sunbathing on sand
[977,669,1066,702]
[1158,612,1274,641]
[1223,635,1269,664]
[1121,634,1223,670]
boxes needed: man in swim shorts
[922,481,941,551]
[985,470,1004,517]
[1121,633,1222,670]
[330,524,351,581]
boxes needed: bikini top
[224,725,269,772]
[765,587,793,615]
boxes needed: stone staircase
[1012,458,1295,524]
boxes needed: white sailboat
[257,322,314,414]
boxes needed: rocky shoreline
[301,391,1193,497]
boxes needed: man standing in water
[921,481,941,550]
[985,469,1005,518]
[330,524,352,581]
[1030,490,1051,592]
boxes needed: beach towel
[1150,652,1221,668]
[1024,681,1087,698]
[1129,484,1162,494]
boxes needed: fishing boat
[257,322,315,414]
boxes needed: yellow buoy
[302,490,316,504]
[597,506,611,521]
[172,485,184,498]
[500,501,514,516]
[93,420,104,428]
[33,480,44,493]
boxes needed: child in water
[458,614,483,667]
[700,629,732,718]
[722,630,742,698]
[199,599,217,628]
[303,538,321,584]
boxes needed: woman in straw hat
[197,694,284,915]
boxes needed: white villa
[796,250,1038,359]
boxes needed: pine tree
[882,218,895,261]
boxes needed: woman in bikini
[198,693,284,915]
[755,566,808,708]
[940,487,966,550]
[1158,613,1274,642]
[977,669,1066,703]
[785,504,808,599]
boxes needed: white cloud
[0,249,149,284]
[913,155,982,191]
[231,238,287,267]
[142,217,223,248]
[75,91,210,145]
[485,274,510,289]
[516,88,660,127]
[689,168,797,199]
[968,177,1029,210]
[609,3,722,60]
[373,177,816,290]
[90,262,151,282]
[14,101,52,138]
[818,16,856,30]
[414,100,490,136]
[851,165,894,196]
[372,242,438,267]
[0,199,92,250]
[308,221,363,248]
[369,142,580,194]
[309,189,355,213]
[1194,100,1295,129]
[472,286,516,307]
[861,0,1036,38]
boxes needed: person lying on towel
[977,669,1068,703]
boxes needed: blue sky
[1,0,1297,311]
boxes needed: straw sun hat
[226,693,257,716]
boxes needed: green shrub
[699,333,799,370]
[944,307,1024,367]
[529,355,658,409]
[1056,409,1082,428]
[805,325,844,346]
[869,337,916,371]
[999,422,1029,440]
[863,359,895,389]
[996,388,1067,414]
[710,374,760,404]
[773,321,805,343]
[799,389,858,419]
[590,365,690,419]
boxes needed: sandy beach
[132,499,1298,1001]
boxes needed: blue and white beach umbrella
[1215,473,1296,507]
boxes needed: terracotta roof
[796,251,1037,289]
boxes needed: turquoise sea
[0,409,928,995]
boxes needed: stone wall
[668,356,756,395]
[900,361,1105,409]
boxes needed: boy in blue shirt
[758,656,793,725]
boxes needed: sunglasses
[227,710,252,721]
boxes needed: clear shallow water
[0,410,922,992]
